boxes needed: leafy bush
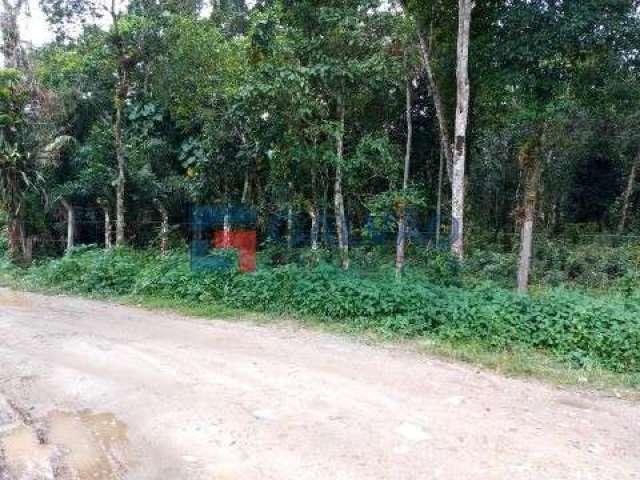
[257,244,462,287]
[0,214,7,257]
[6,247,640,373]
[538,241,640,290]
[0,233,7,257]
[463,250,517,287]
[465,239,640,290]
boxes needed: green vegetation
[465,238,640,292]
[4,246,639,379]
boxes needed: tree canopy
[0,0,639,287]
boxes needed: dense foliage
[0,1,637,267]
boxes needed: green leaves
[0,68,45,216]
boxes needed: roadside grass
[120,293,264,322]
[74,290,640,399]
[1,250,639,400]
[10,284,638,400]
[416,338,640,398]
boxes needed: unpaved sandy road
[0,288,638,479]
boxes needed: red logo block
[212,231,257,273]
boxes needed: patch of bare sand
[0,291,31,309]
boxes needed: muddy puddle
[0,410,129,480]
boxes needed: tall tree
[400,0,473,259]
[109,0,128,245]
[398,0,453,179]
[395,73,413,278]
[334,92,349,268]
[450,0,473,259]
[516,132,543,293]
[1,0,26,69]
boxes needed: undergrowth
[4,245,640,376]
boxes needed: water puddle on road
[0,410,129,479]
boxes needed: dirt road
[0,288,638,479]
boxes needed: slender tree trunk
[60,198,75,254]
[114,90,127,246]
[334,95,349,270]
[309,169,320,251]
[517,137,543,295]
[435,145,444,248]
[111,0,127,247]
[254,157,266,235]
[618,152,639,234]
[334,164,349,268]
[399,0,453,181]
[450,0,474,261]
[20,231,33,264]
[102,206,113,249]
[241,170,251,204]
[309,207,320,251]
[396,76,413,279]
[240,134,252,205]
[401,0,473,258]
[6,212,22,260]
[154,199,169,256]
[223,204,231,246]
[287,182,295,249]
[321,165,329,246]
[396,213,407,280]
